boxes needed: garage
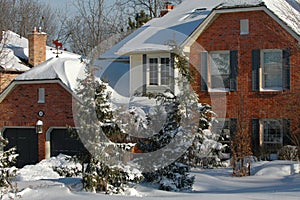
[3,128,38,168]
[50,128,88,157]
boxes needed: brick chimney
[160,3,176,17]
[28,27,47,67]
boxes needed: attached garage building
[0,58,89,167]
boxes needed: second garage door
[50,128,88,157]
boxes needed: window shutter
[282,49,291,91]
[200,52,208,91]
[230,50,238,91]
[282,119,291,146]
[252,50,260,91]
[251,119,260,155]
[170,53,175,93]
[142,54,147,94]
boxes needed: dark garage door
[3,128,38,168]
[50,129,88,157]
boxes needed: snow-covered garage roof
[115,0,300,55]
[14,57,85,92]
[0,56,154,107]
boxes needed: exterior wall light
[36,120,43,134]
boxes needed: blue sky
[37,0,76,15]
[37,0,116,15]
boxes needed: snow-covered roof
[0,30,82,72]
[115,0,300,55]
[0,48,30,72]
[15,57,85,92]
[0,55,155,110]
[4,30,81,60]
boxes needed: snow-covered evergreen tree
[0,134,18,198]
[132,92,195,191]
[73,65,142,194]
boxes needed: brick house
[186,2,300,159]
[110,0,300,159]
[0,30,86,167]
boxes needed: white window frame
[260,49,283,91]
[240,19,249,35]
[208,50,230,92]
[38,88,45,103]
[259,119,283,145]
[147,56,171,86]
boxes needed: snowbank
[16,154,81,181]
[252,160,300,176]
[7,156,300,200]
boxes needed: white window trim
[259,119,283,145]
[147,56,171,87]
[38,88,45,103]
[259,49,283,92]
[208,50,230,92]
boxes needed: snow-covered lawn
[5,156,300,200]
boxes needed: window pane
[149,58,158,85]
[263,120,282,144]
[263,51,282,88]
[161,58,170,85]
[210,52,230,89]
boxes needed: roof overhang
[183,5,300,50]
[117,48,172,56]
[0,79,80,103]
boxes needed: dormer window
[180,8,207,21]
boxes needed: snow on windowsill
[208,88,230,93]
[259,87,283,92]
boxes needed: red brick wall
[0,72,20,93]
[0,82,75,160]
[190,11,300,145]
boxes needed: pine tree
[0,134,18,198]
[73,65,142,194]
[133,92,195,191]
[128,10,151,30]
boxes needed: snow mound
[0,48,29,71]
[17,154,80,181]
[253,161,300,176]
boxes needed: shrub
[83,157,143,194]
[278,145,300,161]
